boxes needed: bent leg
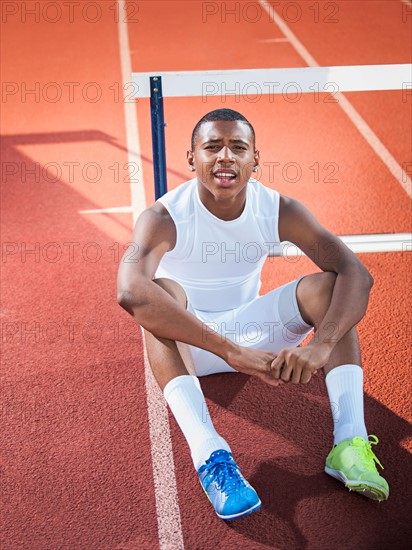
[295,271,361,375]
[144,277,196,391]
[296,272,368,445]
[144,278,231,471]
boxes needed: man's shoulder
[149,201,172,219]
[278,193,298,215]
[148,178,196,231]
[140,202,175,232]
[278,193,292,211]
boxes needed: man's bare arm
[117,204,241,362]
[278,195,374,351]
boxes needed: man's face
[187,120,259,199]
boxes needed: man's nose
[217,146,235,162]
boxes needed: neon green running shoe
[325,435,389,501]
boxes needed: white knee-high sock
[163,375,231,470]
[325,364,368,445]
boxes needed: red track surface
[1,1,411,549]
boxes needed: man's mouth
[213,169,237,187]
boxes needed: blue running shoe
[197,449,261,520]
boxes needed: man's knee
[153,277,188,309]
[296,271,337,327]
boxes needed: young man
[117,109,389,521]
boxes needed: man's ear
[254,149,260,168]
[187,150,195,171]
[252,150,261,173]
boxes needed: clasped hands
[269,341,332,385]
[227,341,333,387]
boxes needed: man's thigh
[187,276,314,377]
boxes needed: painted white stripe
[79,206,133,214]
[333,93,412,197]
[258,37,289,43]
[258,0,412,198]
[260,2,318,66]
[275,233,412,256]
[141,330,185,550]
[118,0,146,224]
[401,0,412,8]
[131,63,410,98]
[117,3,184,549]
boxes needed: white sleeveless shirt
[154,178,282,312]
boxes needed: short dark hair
[191,108,255,151]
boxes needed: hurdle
[131,63,411,200]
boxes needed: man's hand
[270,342,332,384]
[226,346,285,387]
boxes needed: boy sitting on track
[117,108,389,521]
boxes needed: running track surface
[1,1,411,549]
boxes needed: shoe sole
[216,500,262,521]
[200,482,262,520]
[325,467,389,501]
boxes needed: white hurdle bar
[131,64,412,98]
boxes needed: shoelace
[352,435,384,470]
[200,455,246,494]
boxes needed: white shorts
[186,276,314,377]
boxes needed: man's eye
[204,145,246,151]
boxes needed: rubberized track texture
[1,1,411,549]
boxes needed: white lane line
[141,330,185,550]
[259,3,317,66]
[118,0,146,224]
[79,206,133,214]
[276,233,412,256]
[258,0,412,198]
[258,37,289,43]
[117,3,185,550]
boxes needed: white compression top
[154,178,282,312]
